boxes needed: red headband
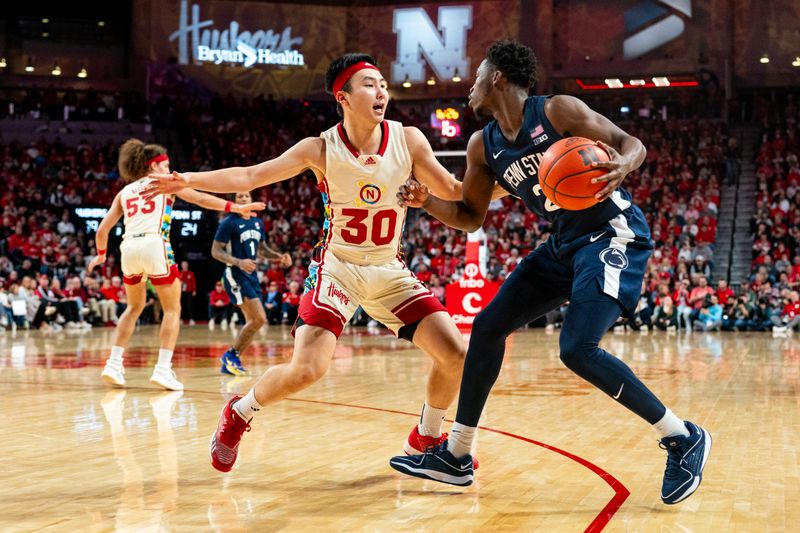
[332,61,380,95]
[146,153,169,166]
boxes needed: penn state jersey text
[214,214,263,261]
[483,96,637,241]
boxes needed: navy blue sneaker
[220,349,248,376]
[389,440,474,486]
[660,421,712,504]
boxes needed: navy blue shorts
[515,206,652,318]
[223,267,262,305]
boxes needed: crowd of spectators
[9,89,794,335]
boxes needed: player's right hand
[232,202,266,219]
[87,254,106,273]
[396,178,429,208]
[142,171,190,200]
[238,258,257,273]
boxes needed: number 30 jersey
[318,120,412,265]
[119,177,174,241]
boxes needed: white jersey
[319,120,412,265]
[119,177,174,240]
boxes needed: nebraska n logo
[623,0,692,60]
[392,6,472,83]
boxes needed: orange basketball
[538,137,610,210]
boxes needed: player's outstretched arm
[258,242,291,267]
[143,137,324,199]
[405,127,508,202]
[546,95,646,201]
[398,131,495,232]
[175,189,265,219]
[87,192,123,272]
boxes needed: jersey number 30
[125,194,157,218]
[340,208,398,246]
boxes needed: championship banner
[445,241,499,331]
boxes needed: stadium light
[51,62,61,76]
[604,78,623,88]
[77,66,88,78]
[42,18,49,24]
[427,77,436,86]
[0,58,6,68]
[652,77,670,87]
[98,21,106,27]
[629,79,646,86]
[452,68,461,83]
[760,54,770,64]
[401,74,411,88]
[793,57,800,67]
[25,58,34,72]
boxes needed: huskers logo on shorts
[599,247,629,270]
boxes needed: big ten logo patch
[356,183,384,206]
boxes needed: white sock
[233,389,262,422]
[418,403,447,437]
[156,349,173,368]
[652,408,690,438]
[109,346,124,364]
[446,422,477,458]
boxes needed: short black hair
[325,53,378,117]
[485,40,537,90]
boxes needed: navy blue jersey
[214,214,264,262]
[483,95,637,241]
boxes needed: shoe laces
[659,439,685,480]
[223,404,251,438]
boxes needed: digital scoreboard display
[430,107,461,138]
[72,207,205,238]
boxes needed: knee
[251,312,267,329]
[559,338,593,370]
[291,362,327,387]
[471,312,507,340]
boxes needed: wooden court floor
[0,324,798,532]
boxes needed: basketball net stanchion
[431,149,500,331]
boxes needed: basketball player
[389,41,711,505]
[212,190,291,375]
[143,54,498,472]
[89,139,264,391]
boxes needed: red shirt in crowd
[180,270,196,294]
[781,301,800,319]
[716,287,735,306]
[210,288,230,306]
[282,291,301,307]
[101,286,123,302]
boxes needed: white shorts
[119,235,178,286]
[296,248,446,337]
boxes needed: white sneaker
[209,320,215,331]
[773,325,788,334]
[230,314,239,325]
[101,360,126,387]
[189,319,196,326]
[221,319,228,330]
[150,365,184,391]
[545,324,555,333]
[81,321,92,330]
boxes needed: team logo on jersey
[357,183,383,206]
[599,247,629,270]
[364,156,377,166]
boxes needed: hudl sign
[169,0,305,67]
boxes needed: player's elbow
[461,218,483,233]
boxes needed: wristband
[224,201,232,213]
[97,249,106,255]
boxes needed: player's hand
[396,178,430,208]
[87,253,106,273]
[142,171,190,200]
[278,253,292,268]
[590,140,633,202]
[232,201,266,219]
[237,258,257,273]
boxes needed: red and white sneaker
[403,425,480,469]
[209,396,251,472]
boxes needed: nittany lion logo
[599,247,629,270]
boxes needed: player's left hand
[142,171,190,200]
[590,140,633,201]
[396,178,430,208]
[87,253,106,273]
[278,253,292,268]
[232,202,266,219]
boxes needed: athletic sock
[418,403,447,437]
[109,346,124,364]
[156,349,173,369]
[233,388,262,422]
[653,408,690,438]
[447,422,477,459]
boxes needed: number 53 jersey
[318,119,410,266]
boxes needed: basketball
[538,137,610,210]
